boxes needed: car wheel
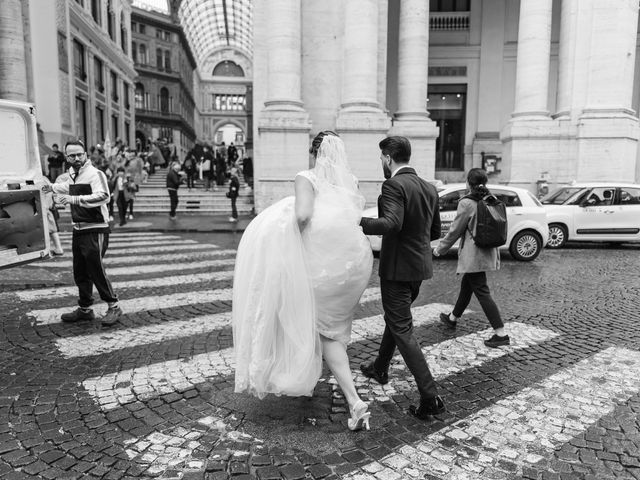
[509,230,542,262]
[547,223,567,249]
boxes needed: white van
[0,100,51,269]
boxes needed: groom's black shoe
[409,395,446,420]
[359,362,389,385]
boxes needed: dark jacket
[360,167,441,281]
[228,175,240,199]
[166,169,183,190]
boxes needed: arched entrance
[135,130,147,152]
[214,122,245,159]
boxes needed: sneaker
[169,215,177,221]
[484,334,510,348]
[229,217,238,223]
[109,215,114,222]
[50,250,64,257]
[128,214,134,220]
[61,308,95,323]
[439,312,457,330]
[101,306,123,326]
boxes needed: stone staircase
[61,168,254,216]
[132,168,254,215]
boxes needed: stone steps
[60,168,254,215]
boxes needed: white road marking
[84,308,563,413]
[107,258,237,276]
[57,231,166,238]
[34,249,236,268]
[58,243,218,256]
[13,271,234,302]
[28,286,378,326]
[27,289,233,325]
[343,346,640,479]
[54,287,384,356]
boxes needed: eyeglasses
[66,153,85,159]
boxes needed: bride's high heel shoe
[348,400,371,431]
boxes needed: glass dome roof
[178,0,253,67]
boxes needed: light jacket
[52,162,110,231]
[435,197,500,274]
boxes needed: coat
[435,197,500,274]
[360,167,441,281]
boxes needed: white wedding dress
[233,136,373,399]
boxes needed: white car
[541,182,640,248]
[363,183,549,262]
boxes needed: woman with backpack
[432,168,510,348]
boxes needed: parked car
[362,183,548,262]
[541,182,640,248]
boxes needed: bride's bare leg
[320,336,361,409]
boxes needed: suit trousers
[72,230,118,308]
[374,278,438,400]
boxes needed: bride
[232,131,374,431]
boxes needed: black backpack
[467,194,507,248]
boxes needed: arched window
[212,60,244,77]
[135,83,145,109]
[160,87,169,113]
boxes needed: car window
[541,187,585,205]
[526,191,543,207]
[491,190,522,207]
[618,187,640,205]
[582,187,616,206]
[439,190,465,212]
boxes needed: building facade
[28,0,136,150]
[131,4,197,160]
[253,0,640,212]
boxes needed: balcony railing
[430,12,470,31]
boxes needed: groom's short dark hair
[379,136,411,164]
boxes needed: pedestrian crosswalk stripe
[57,231,166,238]
[34,249,237,268]
[57,243,216,257]
[86,307,557,412]
[28,288,231,325]
[342,346,640,479]
[28,285,378,326]
[107,258,237,276]
[59,238,194,248]
[353,322,559,401]
[54,287,389,358]
[13,270,235,302]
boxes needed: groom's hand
[432,247,440,257]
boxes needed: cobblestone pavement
[1,231,640,480]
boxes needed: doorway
[428,84,466,171]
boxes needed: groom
[359,136,446,419]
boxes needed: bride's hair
[309,130,339,157]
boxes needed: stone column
[511,0,553,119]
[576,0,639,181]
[388,0,438,178]
[256,0,311,211]
[0,0,28,101]
[555,0,578,119]
[501,0,555,190]
[262,0,305,112]
[336,0,390,191]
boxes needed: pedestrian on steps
[166,161,184,220]
[227,166,240,223]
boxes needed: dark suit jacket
[360,168,441,281]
